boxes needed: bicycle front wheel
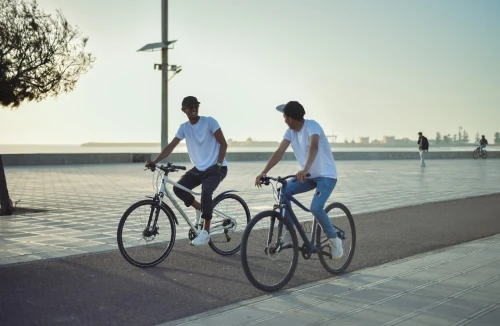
[209,193,251,255]
[117,200,176,267]
[241,211,299,292]
[473,150,479,159]
[317,202,356,274]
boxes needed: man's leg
[173,168,202,209]
[199,166,228,232]
[420,150,426,166]
[310,178,336,239]
[281,179,316,223]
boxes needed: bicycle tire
[117,200,176,267]
[316,202,356,274]
[473,150,479,159]
[241,211,299,292]
[481,150,487,159]
[209,193,251,255]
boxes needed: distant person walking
[479,135,488,151]
[417,132,429,167]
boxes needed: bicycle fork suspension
[144,195,162,238]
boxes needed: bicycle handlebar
[146,162,187,173]
[260,173,311,186]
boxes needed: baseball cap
[182,96,200,107]
[276,101,305,120]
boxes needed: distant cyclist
[478,135,488,152]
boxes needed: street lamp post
[161,0,168,149]
[138,0,181,149]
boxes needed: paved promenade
[1,159,500,326]
[164,234,500,326]
[1,159,500,265]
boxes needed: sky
[1,0,499,145]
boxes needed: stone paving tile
[2,160,500,265]
[394,312,462,326]
[163,235,500,326]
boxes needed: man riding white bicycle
[145,96,228,246]
[254,101,343,259]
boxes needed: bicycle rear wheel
[473,150,479,159]
[241,211,299,292]
[481,150,487,159]
[209,193,250,255]
[117,200,176,267]
[316,202,356,274]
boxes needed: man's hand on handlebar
[296,169,310,182]
[144,161,156,171]
[255,172,267,187]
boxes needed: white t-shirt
[283,119,337,179]
[175,116,228,171]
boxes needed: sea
[0,144,490,154]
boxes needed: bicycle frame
[267,177,345,257]
[267,183,322,254]
[154,170,236,236]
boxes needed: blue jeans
[281,177,337,239]
[479,144,486,151]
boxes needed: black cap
[182,96,200,107]
[282,101,305,120]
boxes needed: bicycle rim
[117,200,176,267]
[317,202,356,274]
[209,194,250,255]
[241,211,299,292]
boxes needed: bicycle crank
[300,243,312,260]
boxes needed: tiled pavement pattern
[1,159,500,265]
[163,234,500,326]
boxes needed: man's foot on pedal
[280,231,292,247]
[329,237,343,260]
[191,230,210,246]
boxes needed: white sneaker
[191,230,210,246]
[280,231,293,247]
[329,237,343,260]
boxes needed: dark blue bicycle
[241,174,356,292]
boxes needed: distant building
[382,136,412,146]
[382,136,396,144]
[358,137,370,144]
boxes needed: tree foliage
[435,132,442,145]
[0,0,95,108]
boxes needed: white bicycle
[117,163,251,267]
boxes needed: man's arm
[213,128,228,165]
[255,139,290,186]
[262,139,290,174]
[150,137,181,165]
[296,134,319,182]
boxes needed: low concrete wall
[2,151,499,166]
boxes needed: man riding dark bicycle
[254,101,343,260]
[479,135,488,151]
